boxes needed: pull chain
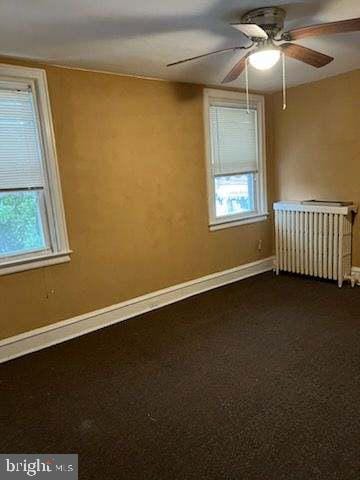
[282,51,287,111]
[245,57,250,114]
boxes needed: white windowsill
[0,251,72,276]
[209,213,269,231]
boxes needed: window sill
[209,213,269,231]
[0,251,72,276]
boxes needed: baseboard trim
[0,256,275,364]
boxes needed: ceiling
[0,0,359,92]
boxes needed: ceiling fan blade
[280,43,334,68]
[167,46,246,67]
[282,17,360,41]
[222,51,253,84]
[231,23,268,39]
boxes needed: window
[203,89,268,230]
[0,64,70,275]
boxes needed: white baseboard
[0,256,275,364]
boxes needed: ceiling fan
[166,7,360,84]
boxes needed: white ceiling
[0,0,359,92]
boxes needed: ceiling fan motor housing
[241,7,286,39]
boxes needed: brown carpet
[2,272,360,479]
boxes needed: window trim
[203,88,268,230]
[0,63,71,275]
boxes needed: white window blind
[0,86,44,190]
[209,105,258,176]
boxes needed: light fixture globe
[249,48,281,70]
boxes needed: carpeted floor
[2,272,360,479]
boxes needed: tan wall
[0,58,274,340]
[271,69,360,265]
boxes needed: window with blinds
[204,89,267,229]
[0,84,49,258]
[0,64,70,274]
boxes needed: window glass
[215,174,255,218]
[0,190,47,257]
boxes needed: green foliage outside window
[0,191,45,256]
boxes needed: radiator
[274,201,357,287]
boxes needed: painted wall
[271,69,360,265]
[0,59,274,340]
